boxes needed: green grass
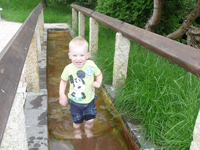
[89,18,200,148]
[87,17,200,149]
[95,31,200,149]
[1,0,71,24]
[43,5,72,23]
[1,0,41,22]
[112,44,200,149]
[94,25,116,84]
[1,1,200,149]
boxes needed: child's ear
[87,52,90,59]
[68,52,71,59]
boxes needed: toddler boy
[59,37,103,139]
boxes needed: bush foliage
[95,0,195,35]
[47,0,97,9]
[96,0,153,29]
[45,0,196,35]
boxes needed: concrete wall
[0,7,44,150]
[0,68,28,150]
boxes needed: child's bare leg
[73,123,82,139]
[84,119,94,138]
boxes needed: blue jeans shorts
[68,95,97,124]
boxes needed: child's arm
[93,73,103,88]
[59,79,68,106]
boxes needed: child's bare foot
[74,129,82,139]
[84,128,94,138]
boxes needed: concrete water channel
[47,29,138,150]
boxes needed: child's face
[68,47,89,68]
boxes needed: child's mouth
[76,62,82,66]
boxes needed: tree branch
[167,0,200,40]
[145,0,162,32]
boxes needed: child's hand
[92,81,101,88]
[59,94,68,106]
[93,73,103,89]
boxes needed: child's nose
[78,55,82,59]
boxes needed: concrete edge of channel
[24,28,48,150]
[24,24,71,150]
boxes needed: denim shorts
[68,95,97,124]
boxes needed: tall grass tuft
[94,25,116,84]
[89,18,200,149]
[112,42,200,149]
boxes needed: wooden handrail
[0,3,43,144]
[71,4,200,76]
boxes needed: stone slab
[25,108,47,126]
[25,93,47,110]
[26,126,48,150]
[39,76,47,89]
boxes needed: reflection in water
[47,29,137,150]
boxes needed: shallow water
[47,29,137,150]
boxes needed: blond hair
[69,37,88,52]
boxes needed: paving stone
[25,93,47,110]
[26,126,48,150]
[25,109,47,126]
[39,78,47,89]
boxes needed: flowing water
[47,29,138,150]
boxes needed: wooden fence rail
[0,3,43,144]
[71,4,200,88]
[71,4,200,149]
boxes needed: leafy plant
[46,0,97,9]
[96,0,153,28]
[95,0,195,35]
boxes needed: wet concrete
[47,29,138,150]
[25,35,48,150]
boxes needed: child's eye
[73,55,77,57]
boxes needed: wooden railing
[0,3,43,145]
[71,4,200,149]
[71,4,200,89]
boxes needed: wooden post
[72,8,77,32]
[89,17,99,56]
[79,12,85,37]
[112,32,130,88]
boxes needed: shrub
[95,0,195,35]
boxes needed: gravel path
[0,20,22,52]
[0,19,69,53]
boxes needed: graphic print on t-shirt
[69,70,86,101]
[69,67,94,101]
